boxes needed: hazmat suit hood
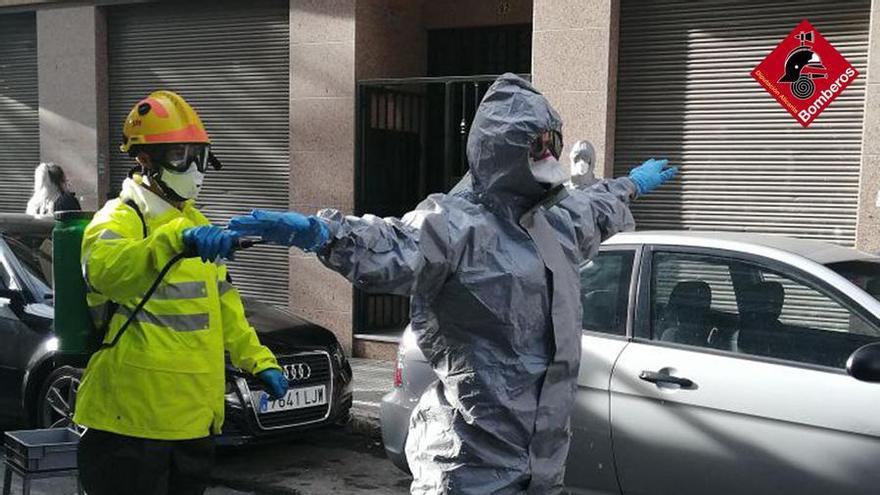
[466,74,563,215]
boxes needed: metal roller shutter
[614,0,870,245]
[0,13,38,213]
[108,1,290,305]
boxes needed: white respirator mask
[159,165,204,201]
[530,155,569,187]
[569,140,596,185]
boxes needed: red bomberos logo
[751,20,858,127]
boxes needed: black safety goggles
[529,130,563,161]
[150,144,214,173]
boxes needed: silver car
[381,231,880,494]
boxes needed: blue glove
[628,158,678,196]
[257,368,288,401]
[182,225,240,263]
[228,209,330,251]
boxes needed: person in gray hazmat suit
[228,73,677,494]
[567,139,598,188]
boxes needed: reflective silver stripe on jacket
[117,305,210,332]
[98,229,124,240]
[153,281,208,300]
[218,280,235,297]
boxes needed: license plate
[252,385,327,414]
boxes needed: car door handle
[639,370,695,389]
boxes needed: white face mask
[570,158,592,178]
[530,155,569,187]
[159,165,204,200]
[569,140,596,184]
[570,141,594,176]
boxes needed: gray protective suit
[316,74,637,494]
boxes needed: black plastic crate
[4,428,80,472]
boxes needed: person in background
[26,162,81,216]
[567,140,597,188]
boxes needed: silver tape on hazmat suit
[316,74,637,494]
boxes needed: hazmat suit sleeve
[217,271,281,375]
[562,176,638,260]
[314,196,454,297]
[82,204,194,301]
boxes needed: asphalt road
[1,429,411,495]
[211,429,411,495]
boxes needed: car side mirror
[0,288,25,314]
[846,342,880,383]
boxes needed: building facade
[1,0,878,358]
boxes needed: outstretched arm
[564,158,677,259]
[229,196,454,297]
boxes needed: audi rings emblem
[283,363,312,381]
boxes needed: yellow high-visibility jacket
[73,176,280,440]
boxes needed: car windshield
[3,234,53,304]
[826,260,880,304]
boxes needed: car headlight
[224,380,241,406]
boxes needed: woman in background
[26,162,81,216]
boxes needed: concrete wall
[532,0,618,178]
[857,2,880,253]
[423,0,531,29]
[356,0,425,79]
[289,0,357,354]
[36,5,107,211]
[356,0,533,80]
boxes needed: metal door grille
[356,85,427,333]
[0,13,38,213]
[614,0,870,245]
[107,1,289,304]
[355,75,512,333]
[428,24,532,77]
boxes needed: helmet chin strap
[143,166,187,205]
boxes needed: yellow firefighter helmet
[120,90,210,154]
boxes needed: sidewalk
[348,358,395,435]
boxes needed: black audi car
[0,214,352,444]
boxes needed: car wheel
[37,366,84,431]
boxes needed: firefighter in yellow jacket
[74,91,288,495]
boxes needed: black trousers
[78,429,214,495]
